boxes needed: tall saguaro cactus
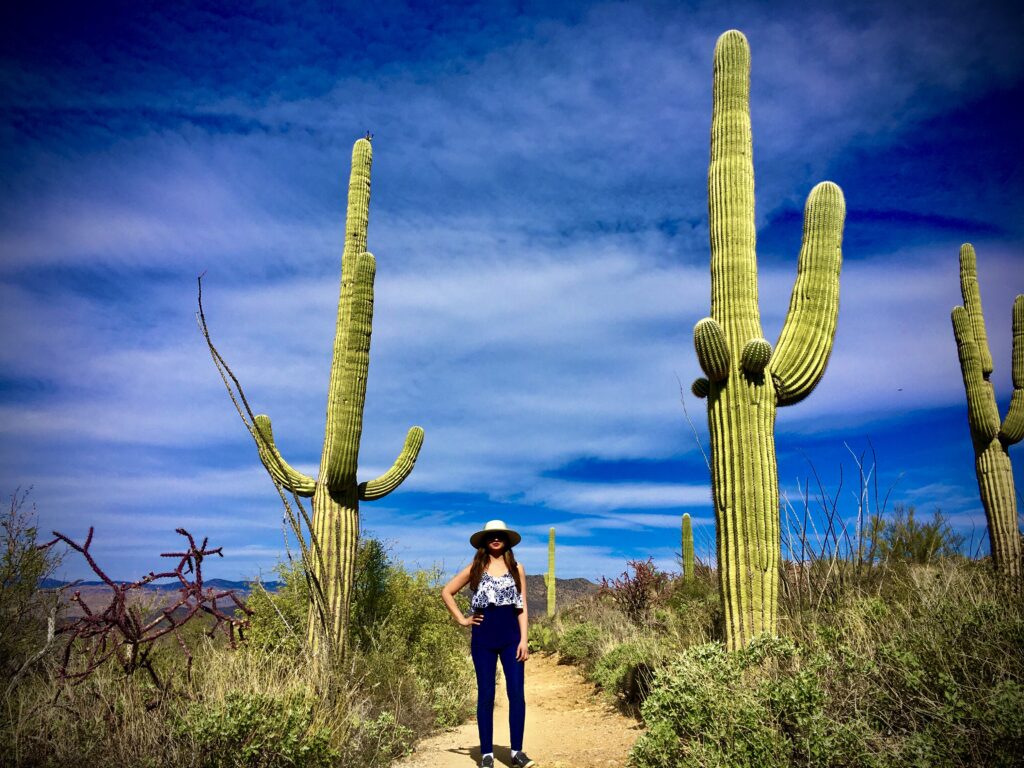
[951,244,1023,581]
[681,513,695,583]
[253,138,424,653]
[545,527,556,616]
[691,31,845,650]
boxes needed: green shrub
[1,489,62,684]
[631,639,790,768]
[350,711,414,764]
[593,640,663,705]
[558,622,604,669]
[179,691,338,768]
[867,505,965,565]
[245,560,310,655]
[632,562,1024,768]
[351,549,473,733]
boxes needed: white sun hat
[469,519,522,549]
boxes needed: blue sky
[2,0,1022,582]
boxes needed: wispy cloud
[2,0,1022,581]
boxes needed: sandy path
[395,652,642,768]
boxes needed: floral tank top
[470,570,523,611]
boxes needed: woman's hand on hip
[516,639,529,662]
[460,613,483,627]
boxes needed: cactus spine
[545,527,556,616]
[252,138,424,654]
[682,513,695,583]
[951,244,1023,581]
[692,31,845,651]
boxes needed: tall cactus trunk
[691,31,845,651]
[708,375,779,644]
[248,138,425,658]
[951,244,1023,582]
[310,490,359,648]
[976,443,1020,578]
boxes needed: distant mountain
[524,574,599,617]
[40,578,279,592]
[40,574,600,623]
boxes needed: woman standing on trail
[442,520,537,768]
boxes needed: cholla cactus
[545,527,556,616]
[681,513,695,583]
[253,138,424,653]
[951,244,1023,580]
[692,31,845,650]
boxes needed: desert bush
[1,488,62,686]
[630,561,1024,768]
[246,559,310,656]
[592,639,664,705]
[557,621,604,670]
[353,556,473,731]
[599,558,668,626]
[527,619,557,653]
[177,691,338,768]
[1,533,474,766]
[868,504,965,565]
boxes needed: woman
[442,520,537,768]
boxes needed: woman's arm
[516,562,529,661]
[442,563,481,627]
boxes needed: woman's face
[486,533,507,555]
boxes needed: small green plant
[528,621,557,653]
[558,622,604,670]
[868,504,965,565]
[351,711,414,763]
[593,640,663,705]
[179,691,338,768]
[1,488,61,689]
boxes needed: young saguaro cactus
[545,527,556,616]
[691,31,845,651]
[252,138,424,653]
[681,513,695,583]
[951,244,1023,581]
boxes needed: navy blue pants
[471,605,525,753]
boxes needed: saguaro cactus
[691,31,845,650]
[951,244,1023,581]
[545,527,556,616]
[681,513,695,583]
[253,138,424,653]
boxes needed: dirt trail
[395,652,642,768]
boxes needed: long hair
[469,538,522,595]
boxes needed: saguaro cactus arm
[952,307,1001,442]
[771,182,845,405]
[359,426,425,501]
[694,318,731,381]
[959,244,995,376]
[1000,295,1024,444]
[253,415,316,497]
